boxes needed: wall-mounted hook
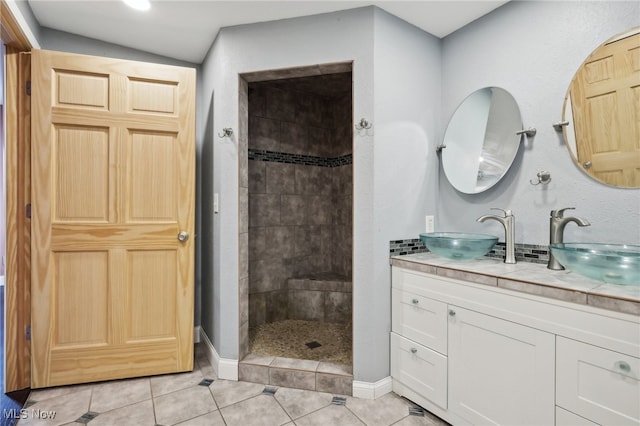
[530,170,552,186]
[516,127,537,138]
[355,118,372,131]
[218,128,233,138]
[552,120,569,131]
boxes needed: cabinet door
[448,306,555,426]
[392,288,448,354]
[391,332,448,410]
[557,337,640,425]
[556,406,600,426]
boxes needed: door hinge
[26,81,31,96]
[25,325,31,341]
[26,203,31,219]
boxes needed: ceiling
[26,0,509,64]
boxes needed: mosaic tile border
[389,238,550,264]
[249,149,352,167]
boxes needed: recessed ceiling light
[122,0,150,11]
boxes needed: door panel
[31,49,195,388]
[571,33,640,187]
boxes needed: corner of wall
[198,326,239,381]
[352,377,393,399]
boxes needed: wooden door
[30,49,195,388]
[570,32,640,187]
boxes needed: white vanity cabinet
[390,264,640,426]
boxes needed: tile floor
[14,344,449,426]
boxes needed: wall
[439,1,640,245]
[364,8,442,381]
[200,6,441,383]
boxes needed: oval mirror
[562,27,640,188]
[441,87,523,194]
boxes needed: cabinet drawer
[391,288,447,354]
[557,337,640,425]
[391,332,447,409]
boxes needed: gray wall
[438,1,640,245]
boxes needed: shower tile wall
[248,74,352,328]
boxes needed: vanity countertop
[391,252,640,316]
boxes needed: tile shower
[242,71,353,393]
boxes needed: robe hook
[218,128,233,138]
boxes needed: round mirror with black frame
[562,27,640,188]
[441,86,523,194]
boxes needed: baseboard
[352,376,393,399]
[198,327,239,381]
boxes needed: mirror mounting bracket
[516,127,537,138]
[552,120,569,131]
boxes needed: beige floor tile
[17,389,92,426]
[150,368,205,397]
[174,410,225,426]
[273,387,333,420]
[26,384,92,405]
[153,385,217,426]
[295,404,365,426]
[89,399,155,426]
[89,377,151,413]
[209,379,265,408]
[219,394,291,426]
[346,393,411,426]
[393,412,450,426]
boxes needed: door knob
[178,231,189,242]
[583,161,592,169]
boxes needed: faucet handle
[490,208,513,217]
[551,207,575,218]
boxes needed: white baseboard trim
[352,376,393,399]
[198,327,239,381]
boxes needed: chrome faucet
[477,208,516,264]
[547,208,590,270]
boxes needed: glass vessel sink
[549,243,640,286]
[420,232,498,261]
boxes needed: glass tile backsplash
[390,239,549,264]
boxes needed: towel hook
[355,118,372,131]
[530,170,552,186]
[218,128,233,138]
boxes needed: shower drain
[305,341,322,349]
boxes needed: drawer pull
[412,298,419,304]
[616,361,631,373]
[449,309,456,317]
[410,347,418,354]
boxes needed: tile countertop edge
[391,254,640,317]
